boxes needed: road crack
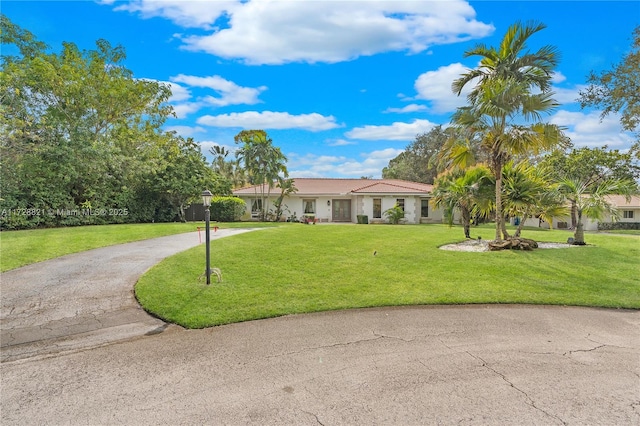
[466,351,567,425]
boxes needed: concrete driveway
[0,228,256,362]
[1,230,639,425]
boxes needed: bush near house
[210,197,246,222]
[598,222,640,231]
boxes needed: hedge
[210,197,246,222]
[597,222,640,231]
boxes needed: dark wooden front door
[332,199,351,222]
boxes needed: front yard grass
[135,224,640,328]
[0,221,279,272]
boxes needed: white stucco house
[233,178,445,224]
[515,194,640,231]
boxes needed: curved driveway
[1,228,256,362]
[1,230,639,425]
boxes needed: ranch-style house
[233,178,444,224]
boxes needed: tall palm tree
[235,130,288,221]
[431,165,494,239]
[557,177,636,244]
[450,21,566,242]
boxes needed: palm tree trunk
[494,173,503,241]
[574,211,586,244]
[501,216,511,239]
[514,214,529,238]
[462,208,471,238]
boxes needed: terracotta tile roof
[233,178,433,196]
[605,195,640,208]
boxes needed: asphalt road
[1,230,639,425]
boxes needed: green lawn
[135,224,640,328]
[0,221,278,272]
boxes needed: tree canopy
[0,16,228,229]
[382,126,449,184]
[578,26,640,152]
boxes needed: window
[251,199,262,213]
[373,198,382,218]
[623,210,634,219]
[303,199,316,214]
[421,199,429,217]
[396,198,405,211]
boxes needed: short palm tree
[557,177,636,244]
[273,177,298,221]
[432,165,494,239]
[450,21,566,242]
[501,161,568,238]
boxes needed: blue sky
[4,1,639,178]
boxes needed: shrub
[598,222,640,231]
[210,197,246,222]
[384,205,405,224]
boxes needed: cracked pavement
[0,228,256,362]
[1,230,639,425]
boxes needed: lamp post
[202,190,213,285]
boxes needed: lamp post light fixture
[202,190,213,285]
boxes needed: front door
[332,199,351,222]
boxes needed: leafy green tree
[234,130,288,221]
[158,135,230,222]
[538,147,640,227]
[431,165,494,238]
[578,26,640,151]
[450,21,566,242]
[382,126,449,183]
[557,177,637,244]
[0,16,221,228]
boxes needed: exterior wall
[618,207,640,223]
[238,194,455,224]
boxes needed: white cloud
[161,75,266,118]
[166,82,191,102]
[164,125,206,137]
[171,102,202,119]
[552,84,586,105]
[550,110,634,149]
[111,0,236,30]
[384,104,427,113]
[196,111,341,131]
[345,119,436,141]
[327,139,357,147]
[288,148,404,178]
[171,74,266,106]
[413,63,472,113]
[108,0,493,65]
[551,71,567,84]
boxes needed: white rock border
[439,240,577,252]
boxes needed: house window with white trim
[251,199,262,214]
[303,199,316,214]
[623,210,634,219]
[421,199,429,217]
[373,198,382,218]
[396,198,405,211]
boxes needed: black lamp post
[202,190,213,285]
